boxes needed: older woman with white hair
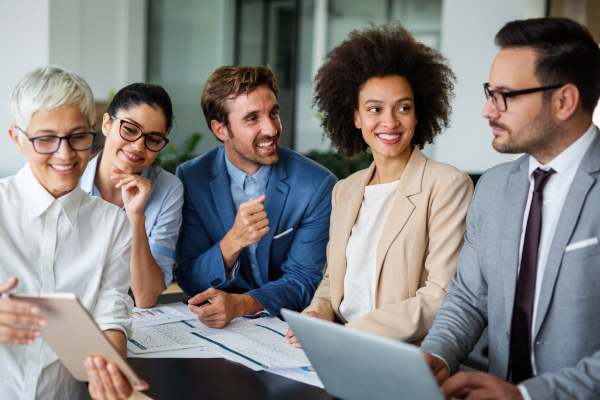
[0,67,147,400]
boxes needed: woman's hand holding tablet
[0,277,47,345]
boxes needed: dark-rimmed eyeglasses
[483,83,565,112]
[110,116,169,152]
[17,127,96,154]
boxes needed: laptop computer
[281,309,444,400]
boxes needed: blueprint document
[131,304,194,328]
[178,317,311,371]
[266,366,324,388]
[127,321,208,354]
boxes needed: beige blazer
[304,146,473,344]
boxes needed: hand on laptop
[423,353,450,385]
[439,371,523,400]
[188,288,262,328]
[85,355,148,400]
[286,311,331,348]
[0,277,47,345]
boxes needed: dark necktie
[510,167,555,383]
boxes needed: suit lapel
[257,160,289,283]
[209,152,236,233]
[534,133,600,338]
[501,158,530,331]
[374,148,426,294]
[330,162,375,310]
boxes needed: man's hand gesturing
[220,195,269,269]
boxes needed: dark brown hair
[313,20,455,157]
[201,65,279,140]
[92,83,173,157]
[496,18,600,114]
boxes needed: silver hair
[8,66,95,145]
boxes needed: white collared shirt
[516,124,597,400]
[0,163,134,400]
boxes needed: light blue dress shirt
[80,154,184,289]
[224,153,271,288]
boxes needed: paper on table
[127,321,209,354]
[127,346,223,359]
[265,366,324,388]
[177,318,311,371]
[131,304,194,328]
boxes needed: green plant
[157,133,203,174]
[305,149,373,180]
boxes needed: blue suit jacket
[175,146,337,315]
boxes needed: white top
[339,180,399,323]
[0,164,134,400]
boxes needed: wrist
[220,233,242,271]
[234,294,262,316]
[127,212,146,226]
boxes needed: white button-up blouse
[0,163,134,400]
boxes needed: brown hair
[313,21,455,156]
[201,66,279,140]
[496,18,600,114]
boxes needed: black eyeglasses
[17,127,96,154]
[110,116,169,152]
[483,83,565,112]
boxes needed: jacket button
[211,278,222,286]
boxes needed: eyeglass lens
[484,86,507,112]
[119,121,167,151]
[33,133,95,154]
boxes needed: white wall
[434,0,546,174]
[49,0,147,101]
[0,0,50,178]
[0,0,147,178]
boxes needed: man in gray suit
[421,18,600,400]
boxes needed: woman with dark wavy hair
[287,21,473,345]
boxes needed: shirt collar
[80,154,98,195]
[528,123,597,183]
[16,163,82,228]
[224,151,271,191]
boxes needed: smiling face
[101,103,167,174]
[482,47,563,156]
[9,105,93,198]
[215,84,281,174]
[354,75,417,161]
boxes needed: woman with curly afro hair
[286,21,474,346]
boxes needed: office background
[0,0,598,179]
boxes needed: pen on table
[183,299,211,307]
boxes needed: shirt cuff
[227,259,241,282]
[518,384,533,400]
[430,353,452,376]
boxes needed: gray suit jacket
[421,130,600,399]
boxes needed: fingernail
[30,307,39,315]
[94,358,102,367]
[38,319,48,327]
[34,330,43,338]
[108,364,117,373]
[27,339,34,344]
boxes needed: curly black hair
[313,21,456,156]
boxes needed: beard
[491,102,565,159]
[227,127,280,167]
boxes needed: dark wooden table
[128,358,335,400]
[127,292,335,399]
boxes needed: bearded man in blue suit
[175,66,336,328]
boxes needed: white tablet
[9,292,143,387]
